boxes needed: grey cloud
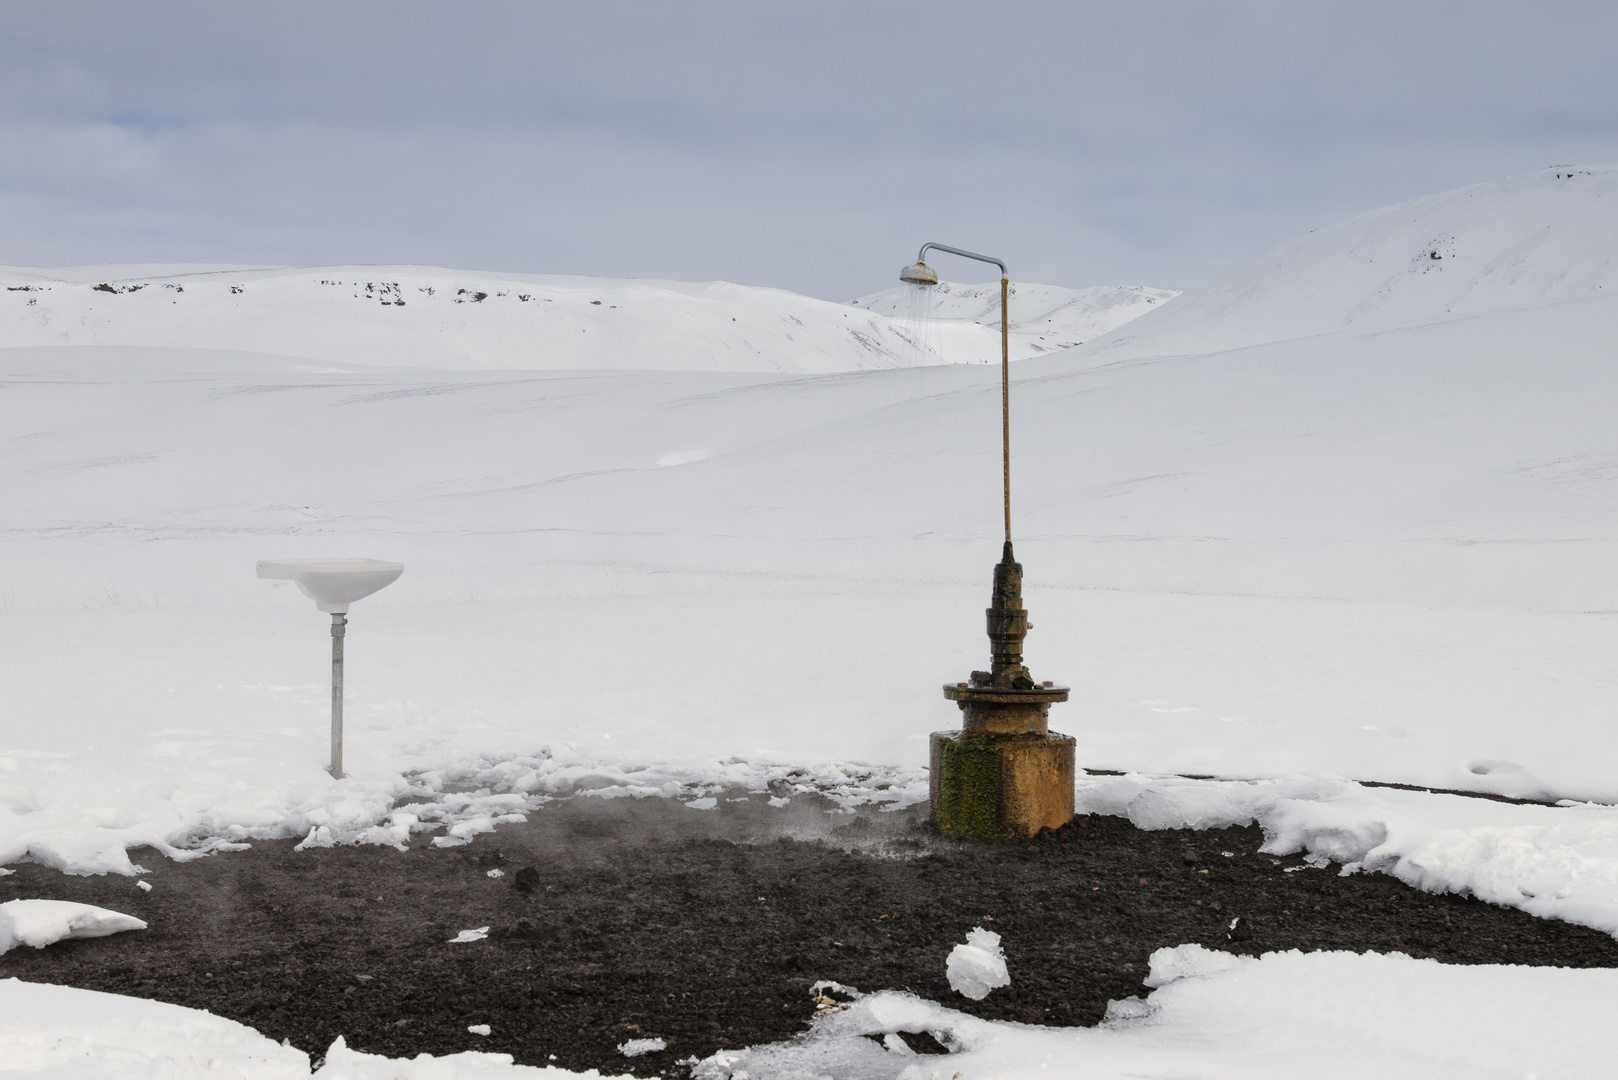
[1,1,1616,299]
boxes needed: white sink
[256,558,404,613]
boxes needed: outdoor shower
[901,243,1075,838]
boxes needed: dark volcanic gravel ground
[4,793,1617,1075]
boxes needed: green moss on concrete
[932,736,1004,839]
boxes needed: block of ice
[945,926,1009,1001]
[618,1038,667,1057]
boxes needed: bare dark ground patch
[4,794,1616,1075]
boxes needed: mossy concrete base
[928,729,1076,840]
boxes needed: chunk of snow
[295,825,337,850]
[448,926,489,944]
[136,880,153,891]
[809,979,862,1001]
[434,813,510,847]
[321,1033,631,1077]
[617,1037,666,1057]
[0,899,146,955]
[1143,942,1246,988]
[945,926,1009,1001]
[486,868,504,878]
[684,797,717,810]
[1102,995,1153,1024]
[468,1023,491,1036]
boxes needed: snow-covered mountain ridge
[0,263,1168,374]
[851,280,1176,360]
[1084,163,1618,361]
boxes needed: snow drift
[696,946,1618,1080]
[0,899,145,954]
[0,978,631,1078]
[1078,773,1618,938]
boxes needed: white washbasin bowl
[257,558,404,613]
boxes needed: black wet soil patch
[5,796,1617,1076]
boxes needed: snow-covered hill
[0,264,1171,374]
[1085,163,1618,360]
[850,280,1176,361]
[0,264,927,374]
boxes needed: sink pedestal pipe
[902,243,1076,839]
[256,558,404,779]
[330,612,347,779]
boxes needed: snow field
[0,978,631,1078]
[10,276,1618,925]
[699,945,1618,1080]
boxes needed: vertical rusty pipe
[330,612,346,779]
[1001,275,1010,542]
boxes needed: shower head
[899,261,939,286]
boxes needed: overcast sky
[2,2,1616,299]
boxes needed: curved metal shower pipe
[914,242,1006,277]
